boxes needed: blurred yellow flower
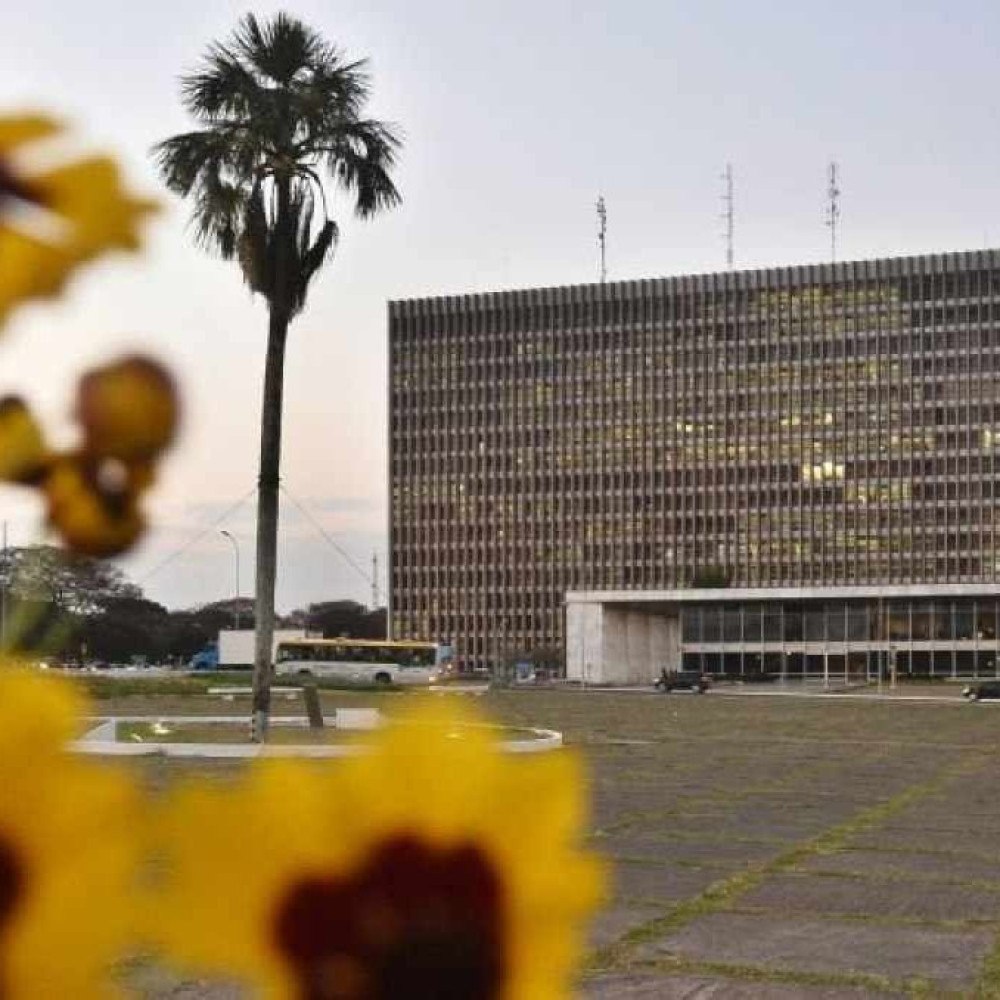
[43,456,146,558]
[77,355,178,462]
[0,397,48,484]
[0,353,178,557]
[0,670,139,997]
[154,701,605,999]
[0,113,156,325]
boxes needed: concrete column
[663,614,682,673]
[602,607,628,683]
[624,612,651,685]
[566,602,603,682]
[649,615,672,680]
[569,606,684,685]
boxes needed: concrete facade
[566,602,681,684]
[389,250,1000,671]
[566,584,1000,684]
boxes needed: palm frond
[322,120,402,217]
[192,173,244,257]
[293,220,338,313]
[237,182,270,294]
[234,12,325,86]
[180,42,266,121]
[154,11,401,312]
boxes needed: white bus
[274,638,452,686]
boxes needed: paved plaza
[525,690,1000,998]
[114,686,1000,997]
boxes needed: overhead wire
[279,484,375,591]
[137,487,257,586]
[137,484,378,600]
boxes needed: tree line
[0,546,385,665]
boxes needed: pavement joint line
[975,937,1000,996]
[786,864,1000,895]
[593,776,930,838]
[727,903,1000,932]
[832,844,1000,866]
[594,753,990,974]
[586,953,948,998]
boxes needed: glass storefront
[679,597,1000,679]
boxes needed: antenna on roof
[825,162,840,263]
[596,195,607,283]
[721,163,734,269]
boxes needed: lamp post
[220,530,240,628]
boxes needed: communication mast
[825,162,840,263]
[721,163,734,269]
[371,551,379,609]
[596,195,607,283]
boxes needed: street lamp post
[220,530,240,628]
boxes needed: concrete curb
[73,715,563,758]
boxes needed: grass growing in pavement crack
[973,928,1000,996]
[592,755,988,977]
[587,954,953,998]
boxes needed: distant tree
[159,599,257,662]
[153,12,401,739]
[79,596,169,663]
[497,644,563,682]
[304,600,385,639]
[527,645,564,674]
[3,598,69,659]
[0,545,140,616]
[689,565,732,588]
[207,596,255,630]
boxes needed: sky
[1,0,998,611]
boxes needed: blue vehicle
[189,642,219,671]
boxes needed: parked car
[655,669,712,693]
[962,681,1000,701]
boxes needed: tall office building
[389,250,1000,681]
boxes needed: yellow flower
[153,701,605,999]
[76,355,179,462]
[0,353,178,557]
[0,397,49,484]
[0,113,156,324]
[43,456,146,557]
[0,669,139,997]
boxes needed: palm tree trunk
[251,306,288,741]
[251,174,294,743]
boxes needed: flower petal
[0,670,140,999]
[33,157,157,262]
[0,115,60,153]
[77,355,179,461]
[43,457,145,557]
[0,230,78,326]
[151,701,606,999]
[0,397,49,484]
[0,118,157,323]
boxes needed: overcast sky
[2,0,997,610]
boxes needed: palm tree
[154,13,400,739]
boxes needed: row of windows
[680,599,1000,643]
[683,650,999,679]
[392,483,1000,520]
[396,328,1000,366]
[394,455,1000,484]
[393,328,1000,376]
[393,387,1000,425]
[391,266,1000,339]
[393,355,1000,403]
